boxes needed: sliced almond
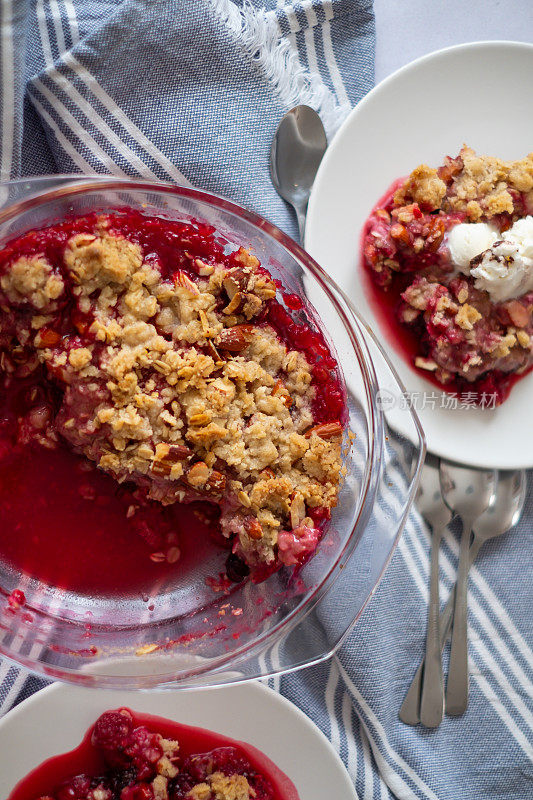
[218,324,254,352]
[151,460,172,477]
[198,309,212,336]
[189,411,211,426]
[166,444,192,461]
[186,461,210,488]
[238,490,252,508]
[205,470,227,495]
[195,258,214,276]
[272,379,293,408]
[390,223,410,245]
[290,492,306,529]
[155,442,170,459]
[415,356,438,372]
[175,271,200,295]
[223,291,243,315]
[223,275,241,299]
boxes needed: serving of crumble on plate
[362,146,533,404]
[9,707,294,800]
[305,41,533,468]
[0,683,355,800]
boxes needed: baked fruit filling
[363,147,533,403]
[0,211,344,576]
[24,709,283,800]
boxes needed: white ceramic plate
[306,41,533,469]
[0,681,354,799]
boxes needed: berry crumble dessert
[362,146,533,403]
[0,210,345,580]
[9,708,299,800]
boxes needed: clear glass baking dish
[0,176,425,688]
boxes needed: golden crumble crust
[365,148,533,397]
[396,146,533,220]
[454,303,482,331]
[0,218,344,567]
[394,164,447,211]
[0,254,64,309]
[188,772,254,800]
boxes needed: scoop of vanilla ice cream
[447,216,533,302]
[470,239,533,303]
[447,222,498,272]
[505,215,533,258]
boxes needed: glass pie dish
[0,176,425,688]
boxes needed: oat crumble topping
[0,211,344,570]
[394,146,533,220]
[363,147,533,402]
[188,772,254,800]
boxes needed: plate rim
[0,678,355,799]
[309,39,533,208]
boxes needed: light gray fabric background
[374,0,533,82]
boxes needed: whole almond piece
[304,421,343,440]
[244,517,263,540]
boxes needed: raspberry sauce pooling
[0,209,346,591]
[7,708,301,800]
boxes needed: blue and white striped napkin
[1,3,532,799]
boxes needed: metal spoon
[440,462,497,716]
[417,457,453,728]
[270,105,327,242]
[400,469,526,725]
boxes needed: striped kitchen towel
[1,3,532,799]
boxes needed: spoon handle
[295,205,307,244]
[419,525,445,727]
[445,518,473,716]
[399,536,483,725]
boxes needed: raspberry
[183,747,249,782]
[55,774,92,800]
[120,784,154,800]
[125,725,163,779]
[91,709,133,767]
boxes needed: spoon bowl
[270,105,327,240]
[473,470,527,542]
[439,462,496,525]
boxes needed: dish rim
[0,679,355,798]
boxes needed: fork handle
[446,518,474,715]
[419,525,445,727]
[399,536,483,725]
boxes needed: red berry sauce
[361,182,533,404]
[8,709,300,800]
[0,210,345,596]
